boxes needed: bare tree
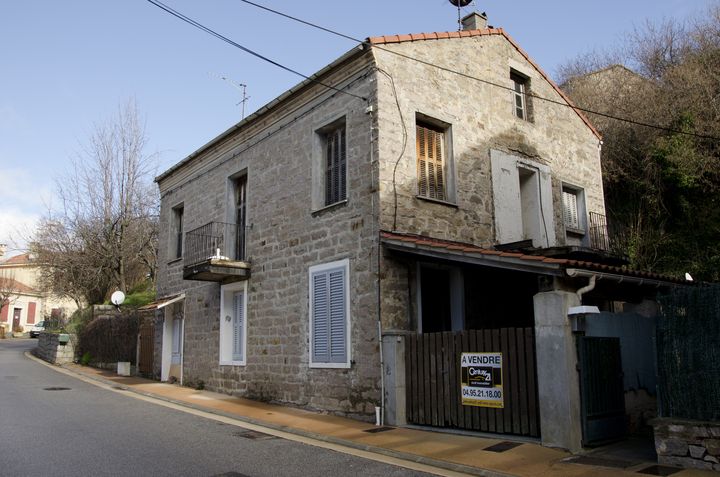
[32,100,159,305]
[0,270,20,323]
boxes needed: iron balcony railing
[184,221,245,267]
[589,212,610,251]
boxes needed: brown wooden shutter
[416,124,446,201]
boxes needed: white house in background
[0,246,78,334]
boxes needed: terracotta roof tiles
[380,231,685,284]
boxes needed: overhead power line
[236,0,720,142]
[145,0,367,102]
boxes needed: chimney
[461,11,488,31]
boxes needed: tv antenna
[449,0,473,31]
[209,72,251,120]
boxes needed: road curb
[25,351,511,477]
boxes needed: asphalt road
[0,340,433,477]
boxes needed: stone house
[154,13,686,452]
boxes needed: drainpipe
[368,103,384,426]
[575,274,597,303]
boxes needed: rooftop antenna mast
[449,0,474,31]
[209,72,251,120]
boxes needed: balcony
[183,222,250,283]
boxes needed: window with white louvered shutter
[309,259,349,368]
[232,291,244,362]
[562,189,580,230]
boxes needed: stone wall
[156,53,382,419]
[35,332,76,364]
[653,418,720,470]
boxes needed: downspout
[368,103,384,426]
[575,274,597,303]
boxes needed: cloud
[0,208,39,254]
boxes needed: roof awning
[139,293,185,311]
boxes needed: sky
[0,0,714,256]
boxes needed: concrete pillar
[381,330,409,426]
[534,291,583,452]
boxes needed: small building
[154,13,687,451]
[0,248,78,334]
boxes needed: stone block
[704,455,719,464]
[706,439,720,456]
[656,438,689,456]
[689,445,706,459]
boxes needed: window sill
[309,361,351,369]
[219,360,246,367]
[565,227,586,237]
[311,199,348,217]
[415,196,458,208]
[167,257,183,265]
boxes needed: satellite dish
[449,0,473,6]
[111,291,126,306]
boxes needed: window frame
[415,114,455,204]
[219,280,248,366]
[312,116,347,211]
[170,203,184,260]
[562,184,587,235]
[510,70,532,122]
[308,258,351,369]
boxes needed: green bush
[80,352,92,366]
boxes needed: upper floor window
[511,71,531,121]
[324,123,346,206]
[416,121,451,201]
[562,185,586,234]
[171,204,184,259]
[234,175,247,261]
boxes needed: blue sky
[0,0,713,255]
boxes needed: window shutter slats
[416,124,446,200]
[232,291,244,361]
[328,270,346,361]
[563,190,579,229]
[324,126,346,205]
[312,272,329,362]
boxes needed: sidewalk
[50,360,713,477]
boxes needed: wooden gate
[138,319,155,377]
[405,328,540,437]
[578,336,625,445]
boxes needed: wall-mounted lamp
[567,305,600,333]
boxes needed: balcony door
[234,175,247,261]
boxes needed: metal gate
[405,328,540,437]
[578,336,626,446]
[138,319,155,377]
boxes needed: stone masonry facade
[654,418,720,471]
[156,29,603,421]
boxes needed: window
[490,150,555,247]
[220,281,247,365]
[309,259,350,368]
[511,71,531,121]
[234,175,247,261]
[324,125,346,205]
[171,204,184,259]
[416,121,450,201]
[562,185,586,234]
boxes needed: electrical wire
[235,0,720,142]
[145,0,367,102]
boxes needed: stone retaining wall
[35,333,76,364]
[653,418,720,471]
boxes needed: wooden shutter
[311,266,347,364]
[416,124,446,201]
[27,302,36,325]
[312,272,329,362]
[328,269,347,362]
[171,319,182,364]
[232,291,244,361]
[563,190,579,229]
[325,126,346,205]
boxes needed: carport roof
[380,231,688,285]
